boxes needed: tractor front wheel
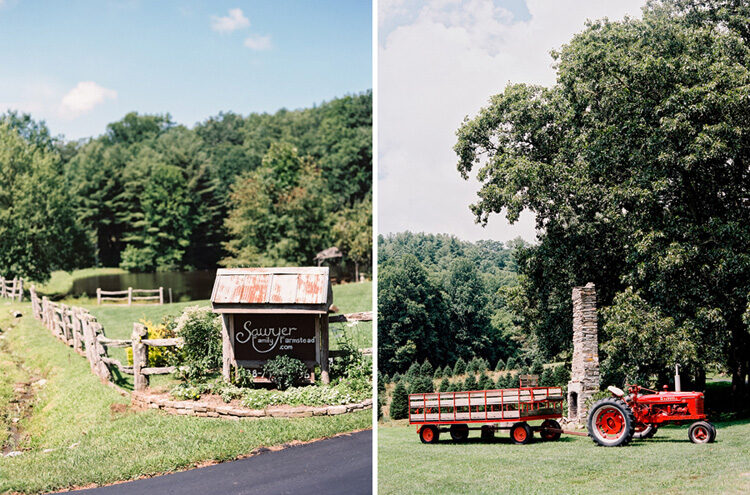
[419,425,439,444]
[540,419,562,441]
[510,422,533,445]
[587,398,635,447]
[688,421,715,444]
[450,424,469,442]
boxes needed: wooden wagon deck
[409,387,564,424]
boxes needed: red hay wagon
[409,386,565,444]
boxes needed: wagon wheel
[510,422,532,445]
[540,419,562,441]
[633,424,658,439]
[480,425,494,441]
[419,425,439,444]
[688,421,714,444]
[450,424,469,442]
[587,398,635,447]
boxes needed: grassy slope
[33,268,127,298]
[378,421,750,494]
[0,332,27,446]
[0,303,370,494]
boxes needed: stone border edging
[131,392,373,419]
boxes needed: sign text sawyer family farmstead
[233,313,317,361]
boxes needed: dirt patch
[0,323,41,456]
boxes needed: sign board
[210,267,332,383]
[231,313,318,363]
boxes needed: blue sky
[0,0,372,140]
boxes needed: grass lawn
[32,268,127,298]
[0,302,370,494]
[378,420,750,494]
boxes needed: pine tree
[406,362,421,381]
[553,364,570,387]
[439,377,451,392]
[505,357,518,371]
[433,366,443,379]
[444,365,453,377]
[420,360,434,377]
[540,368,554,386]
[410,375,434,394]
[495,358,505,371]
[477,358,488,373]
[495,373,506,389]
[390,383,409,420]
[477,373,492,390]
[531,359,544,377]
[464,374,478,390]
[392,372,401,384]
[453,357,467,376]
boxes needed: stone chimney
[567,282,600,425]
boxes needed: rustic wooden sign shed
[210,267,333,384]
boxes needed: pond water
[71,270,217,302]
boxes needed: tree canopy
[455,0,750,405]
[1,90,371,280]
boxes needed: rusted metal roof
[211,267,330,310]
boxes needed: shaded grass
[0,329,27,446]
[33,268,127,298]
[378,420,750,494]
[0,303,370,494]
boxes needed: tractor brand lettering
[235,321,315,353]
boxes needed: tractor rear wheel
[510,422,533,445]
[419,425,439,444]
[450,424,469,442]
[587,398,635,447]
[634,424,658,439]
[708,422,717,443]
[689,421,714,444]
[540,419,562,441]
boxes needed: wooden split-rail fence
[0,276,23,301]
[30,286,182,390]
[97,287,165,306]
[28,283,372,392]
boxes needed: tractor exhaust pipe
[675,364,681,392]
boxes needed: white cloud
[59,81,117,118]
[244,34,272,51]
[211,8,250,34]
[378,0,646,243]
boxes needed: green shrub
[453,357,467,375]
[540,368,554,386]
[232,366,254,388]
[241,382,368,409]
[127,318,177,367]
[170,383,201,401]
[377,372,386,393]
[330,325,362,379]
[553,364,570,387]
[263,355,307,391]
[531,359,545,376]
[173,306,222,380]
[390,382,409,420]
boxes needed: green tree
[505,357,517,371]
[443,365,453,378]
[433,366,443,379]
[455,0,750,405]
[405,362,421,382]
[390,382,409,420]
[333,195,372,280]
[439,377,451,392]
[463,374,478,391]
[410,375,434,394]
[495,358,505,371]
[453,357,467,376]
[420,360,434,377]
[477,373,493,390]
[0,121,91,280]
[378,254,448,374]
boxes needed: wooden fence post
[169,288,172,304]
[221,314,232,383]
[132,323,149,391]
[97,288,101,305]
[16,278,22,301]
[159,287,164,305]
[128,287,133,306]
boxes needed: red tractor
[587,384,715,447]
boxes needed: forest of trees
[0,91,372,281]
[455,0,750,407]
[377,232,529,375]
